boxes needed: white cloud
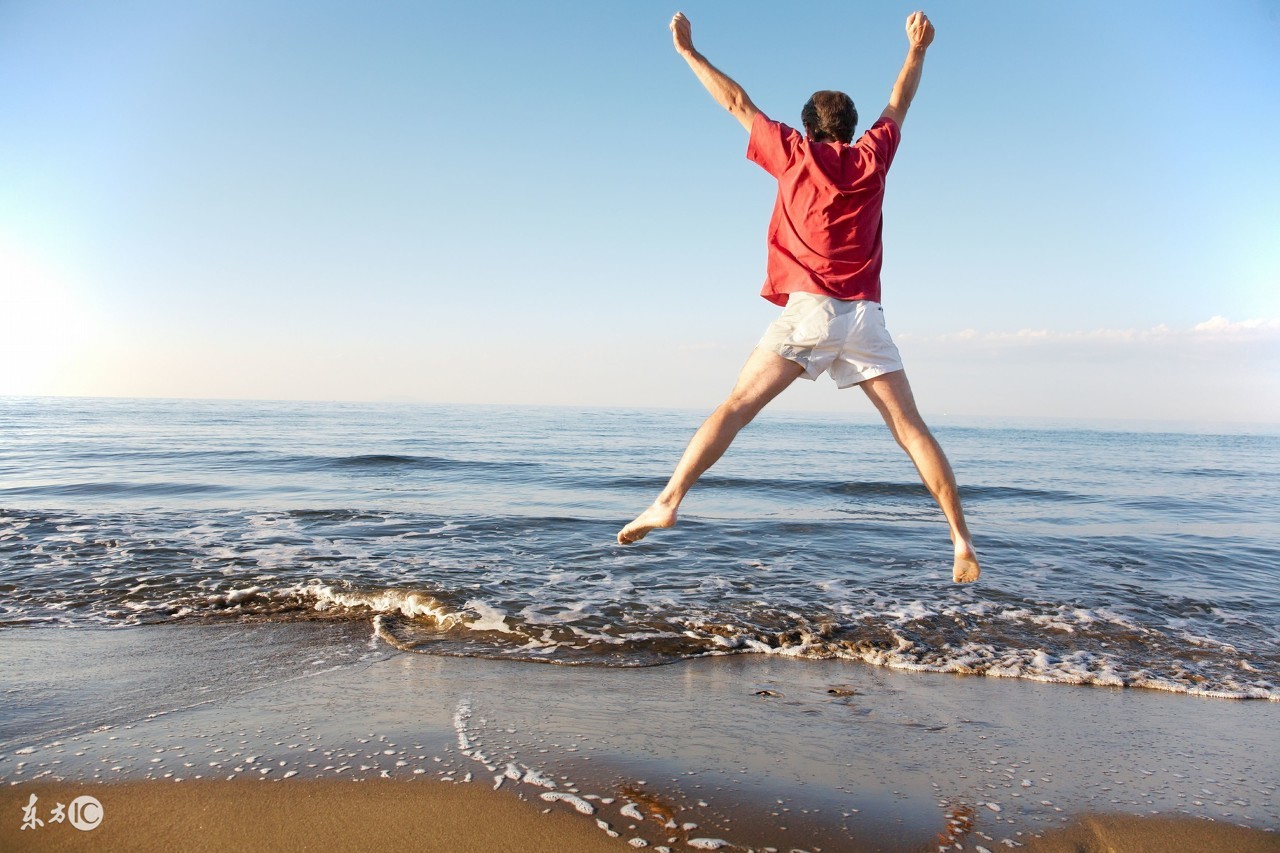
[1191,316,1280,337]
[885,316,1280,423]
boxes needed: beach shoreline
[2,622,1277,851]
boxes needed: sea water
[2,396,1277,700]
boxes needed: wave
[3,450,535,476]
[317,453,525,471]
[0,451,1095,506]
[0,482,238,498]
[29,577,1271,701]
[3,504,1276,701]
[597,476,1087,503]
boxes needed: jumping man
[617,11,981,584]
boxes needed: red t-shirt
[746,111,901,306]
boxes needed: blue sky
[2,1,1278,422]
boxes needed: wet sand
[2,622,1277,851]
[1024,813,1279,852]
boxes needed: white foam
[540,791,595,814]
[464,600,513,634]
[669,614,1280,701]
[224,586,261,604]
[453,700,473,751]
[302,584,462,625]
[520,764,556,789]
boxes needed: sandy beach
[3,621,1277,851]
[2,779,627,852]
[5,780,1278,853]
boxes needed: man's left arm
[670,12,759,131]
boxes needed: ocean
[2,396,1278,701]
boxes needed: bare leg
[617,348,804,544]
[859,370,981,583]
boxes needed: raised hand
[670,11,695,56]
[906,11,935,49]
[667,10,758,131]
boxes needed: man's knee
[892,413,934,448]
[719,390,771,426]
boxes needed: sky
[2,0,1278,424]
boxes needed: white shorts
[758,292,904,388]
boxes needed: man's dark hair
[801,90,858,144]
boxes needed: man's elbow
[729,101,757,131]
[727,93,757,122]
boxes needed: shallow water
[3,624,1277,848]
[2,396,1278,699]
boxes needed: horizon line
[4,392,1278,436]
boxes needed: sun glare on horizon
[0,239,97,396]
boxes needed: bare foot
[952,541,981,583]
[617,502,677,544]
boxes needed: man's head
[801,91,857,144]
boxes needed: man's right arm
[880,11,934,128]
[670,12,759,132]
